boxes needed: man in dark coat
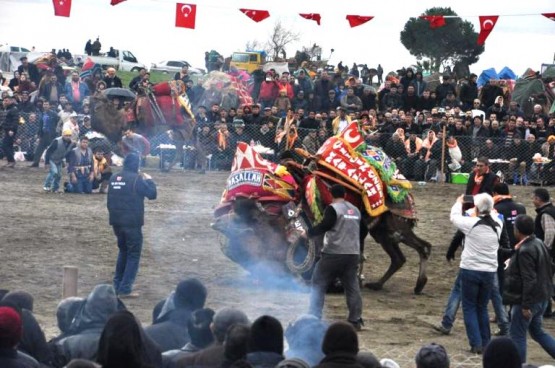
[17,57,40,85]
[2,96,19,168]
[246,316,285,368]
[503,215,555,363]
[145,278,207,352]
[107,154,157,298]
[176,307,249,368]
[459,74,478,110]
[314,322,363,368]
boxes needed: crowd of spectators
[1,55,554,185]
[3,280,551,368]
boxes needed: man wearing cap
[62,112,80,143]
[17,56,40,85]
[107,153,157,298]
[332,106,351,135]
[229,118,251,150]
[43,130,75,192]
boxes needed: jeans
[113,226,143,295]
[441,271,461,330]
[309,254,362,322]
[461,268,494,349]
[71,171,92,194]
[32,135,55,165]
[491,272,509,333]
[510,301,555,363]
[44,160,62,192]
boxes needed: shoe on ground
[348,318,364,332]
[43,187,51,192]
[118,292,140,299]
[30,163,39,168]
[493,329,508,336]
[432,324,451,335]
[470,346,483,354]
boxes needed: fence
[2,112,552,185]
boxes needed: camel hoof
[414,278,428,295]
[364,282,383,291]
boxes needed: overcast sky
[1,0,554,76]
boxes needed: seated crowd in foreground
[1,280,549,368]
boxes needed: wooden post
[62,266,78,299]
[440,124,447,183]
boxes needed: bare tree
[267,21,299,61]
[245,40,263,52]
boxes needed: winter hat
[123,153,140,173]
[174,278,207,310]
[0,306,22,348]
[322,321,359,356]
[62,129,73,137]
[415,343,449,368]
[2,291,34,312]
[233,118,245,127]
[482,337,521,368]
[248,315,284,354]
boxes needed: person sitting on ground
[2,291,52,367]
[0,305,40,368]
[246,315,285,367]
[176,307,250,368]
[314,322,363,368]
[284,315,327,367]
[162,308,215,368]
[146,278,208,352]
[92,148,111,194]
[414,343,449,368]
[96,311,154,368]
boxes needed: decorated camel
[212,122,432,294]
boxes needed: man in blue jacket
[107,153,157,298]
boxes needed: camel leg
[364,225,406,291]
[394,216,432,294]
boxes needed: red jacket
[258,80,279,102]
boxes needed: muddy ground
[0,164,553,367]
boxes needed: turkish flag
[299,13,321,25]
[239,9,270,23]
[421,15,446,29]
[176,3,196,29]
[346,15,374,28]
[111,0,126,5]
[52,0,71,17]
[542,13,555,21]
[477,15,499,45]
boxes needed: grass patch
[117,70,173,88]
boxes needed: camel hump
[386,193,418,220]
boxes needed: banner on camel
[223,142,297,203]
[316,136,386,216]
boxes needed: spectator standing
[107,153,157,298]
[17,56,40,86]
[91,38,101,56]
[103,68,122,89]
[504,214,555,363]
[2,96,19,168]
[450,193,504,354]
[174,65,191,85]
[121,128,150,163]
[459,74,478,110]
[376,64,383,85]
[65,72,90,113]
[43,130,75,193]
[31,101,59,167]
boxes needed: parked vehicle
[230,51,265,73]
[150,60,205,75]
[0,44,31,53]
[74,49,145,72]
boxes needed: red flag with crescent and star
[542,13,555,21]
[299,13,321,25]
[175,3,197,29]
[421,15,446,29]
[111,0,126,5]
[346,15,374,28]
[240,9,270,23]
[52,0,71,17]
[477,15,498,45]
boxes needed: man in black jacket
[107,153,157,298]
[17,56,40,85]
[2,96,19,168]
[504,214,555,363]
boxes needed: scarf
[217,130,227,150]
[285,125,298,150]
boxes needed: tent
[497,67,516,80]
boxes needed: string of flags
[51,1,554,45]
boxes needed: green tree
[400,7,484,72]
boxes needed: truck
[73,49,146,72]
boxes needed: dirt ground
[0,164,553,367]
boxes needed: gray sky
[1,0,554,76]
